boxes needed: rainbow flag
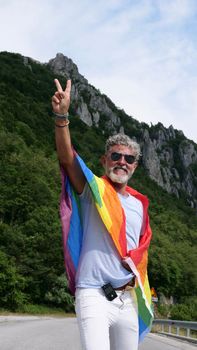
[60,154,154,342]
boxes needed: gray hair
[105,133,141,161]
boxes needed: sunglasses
[110,152,136,164]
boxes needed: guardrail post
[153,318,197,343]
[168,324,171,334]
[187,328,190,338]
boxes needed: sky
[0,0,197,143]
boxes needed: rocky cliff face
[48,53,122,131]
[142,126,197,208]
[48,53,197,209]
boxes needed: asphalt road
[0,316,196,350]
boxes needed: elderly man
[52,79,153,350]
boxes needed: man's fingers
[54,78,63,92]
[64,79,71,94]
[52,95,60,104]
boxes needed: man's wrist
[53,111,69,120]
[55,119,70,128]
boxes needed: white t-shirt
[75,183,143,289]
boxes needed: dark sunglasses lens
[111,152,121,161]
[125,155,136,164]
[111,152,136,164]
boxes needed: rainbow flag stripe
[60,154,154,342]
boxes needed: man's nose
[117,155,126,164]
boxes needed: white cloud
[157,0,196,23]
[0,0,196,142]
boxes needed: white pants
[75,287,139,350]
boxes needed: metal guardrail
[153,319,197,343]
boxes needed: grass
[0,304,76,317]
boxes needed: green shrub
[0,251,27,311]
[157,304,170,318]
[170,304,195,321]
[45,275,74,312]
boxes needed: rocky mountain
[48,53,197,210]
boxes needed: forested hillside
[0,52,196,319]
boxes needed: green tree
[0,251,26,310]
[45,274,74,312]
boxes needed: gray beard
[106,167,134,184]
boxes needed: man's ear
[132,162,138,172]
[100,155,106,168]
[133,162,138,170]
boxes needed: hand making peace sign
[52,79,71,115]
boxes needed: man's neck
[105,175,128,195]
[113,183,128,195]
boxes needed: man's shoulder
[126,185,142,196]
[126,185,149,205]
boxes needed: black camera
[102,283,117,301]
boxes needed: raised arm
[52,79,86,194]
